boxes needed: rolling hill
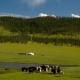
[0,16,80,46]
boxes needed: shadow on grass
[72,76,80,79]
[41,72,64,77]
[0,68,18,74]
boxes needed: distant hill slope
[0,16,80,46]
[0,16,80,34]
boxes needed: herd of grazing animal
[21,65,64,75]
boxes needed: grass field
[0,67,80,80]
[0,42,80,65]
[0,42,80,80]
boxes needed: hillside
[0,16,80,46]
[0,16,80,34]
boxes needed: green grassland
[0,67,80,80]
[0,42,80,65]
[0,40,80,80]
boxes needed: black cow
[56,66,64,75]
[21,67,28,72]
[51,66,57,74]
[51,66,64,75]
[36,66,42,72]
[40,65,46,72]
[21,66,42,73]
[28,66,37,73]
[57,66,61,74]
[40,65,50,72]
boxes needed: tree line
[0,16,80,46]
[0,16,80,34]
[0,35,80,47]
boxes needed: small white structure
[27,52,35,56]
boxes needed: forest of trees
[0,16,80,46]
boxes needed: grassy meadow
[0,67,80,80]
[0,42,80,80]
[0,42,80,64]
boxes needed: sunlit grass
[0,43,80,65]
[0,67,80,80]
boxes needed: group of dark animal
[21,65,64,75]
